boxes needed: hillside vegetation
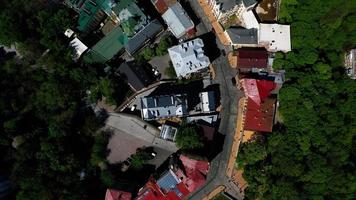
[237,0,356,199]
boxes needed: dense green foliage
[135,36,175,61]
[130,149,153,169]
[0,1,117,199]
[238,0,356,199]
[175,123,204,150]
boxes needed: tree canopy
[238,0,356,199]
[0,1,118,199]
[175,123,204,150]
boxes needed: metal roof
[237,48,268,68]
[141,94,188,120]
[168,38,210,77]
[124,19,163,55]
[226,27,258,44]
[162,2,194,38]
[90,25,128,62]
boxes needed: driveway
[149,54,172,80]
[105,113,178,167]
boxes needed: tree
[155,36,173,56]
[130,149,152,169]
[175,123,203,150]
[238,0,356,199]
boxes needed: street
[183,0,246,199]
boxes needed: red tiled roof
[242,79,277,132]
[237,49,268,68]
[135,156,209,200]
[106,189,132,200]
[136,178,189,200]
[154,0,169,14]
[175,155,210,192]
[179,155,209,175]
[242,79,276,106]
[244,97,276,132]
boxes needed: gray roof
[242,0,257,7]
[141,94,188,120]
[162,2,194,38]
[226,27,258,44]
[117,62,152,91]
[124,19,163,55]
[215,0,257,12]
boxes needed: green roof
[112,0,148,37]
[83,50,108,64]
[77,0,112,32]
[87,26,128,63]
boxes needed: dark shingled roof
[117,62,152,91]
[124,19,163,55]
[226,27,258,44]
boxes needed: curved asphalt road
[185,0,245,199]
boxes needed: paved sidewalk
[188,0,230,46]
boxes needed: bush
[175,123,203,150]
[130,149,152,169]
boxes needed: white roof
[186,114,218,124]
[64,29,74,38]
[258,23,291,52]
[200,91,215,112]
[69,38,88,58]
[168,38,210,78]
[162,2,194,38]
[242,10,259,29]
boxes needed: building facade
[206,0,257,23]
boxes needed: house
[76,0,163,63]
[112,0,149,37]
[105,189,132,200]
[117,62,153,91]
[174,155,210,192]
[159,123,178,142]
[135,155,209,200]
[135,172,189,200]
[198,91,216,113]
[345,49,356,79]
[206,0,257,23]
[64,0,113,33]
[237,48,268,69]
[225,27,258,47]
[241,79,277,132]
[140,94,188,120]
[69,37,88,59]
[162,2,195,38]
[124,19,164,55]
[84,25,128,64]
[258,23,291,52]
[153,0,195,38]
[168,38,210,78]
